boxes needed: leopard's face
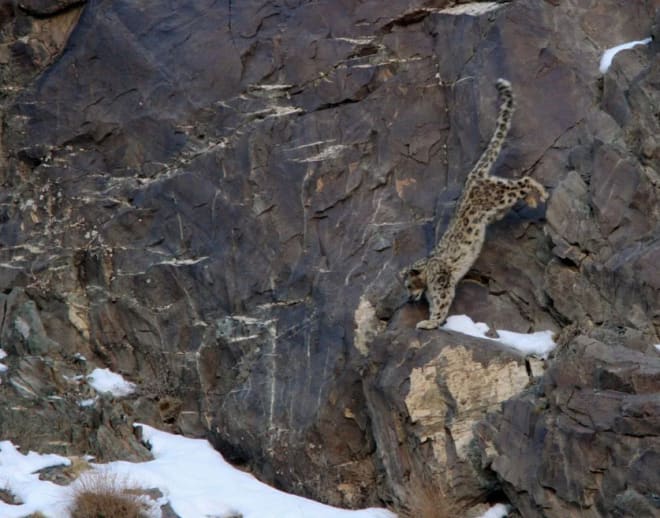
[400,259,428,301]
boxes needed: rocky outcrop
[476,336,660,517]
[0,0,658,516]
[363,327,535,517]
[0,288,154,462]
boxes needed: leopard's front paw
[525,194,538,208]
[416,319,440,330]
[537,184,549,202]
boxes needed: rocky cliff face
[0,0,658,516]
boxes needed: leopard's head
[400,258,428,301]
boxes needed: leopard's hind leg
[516,176,549,208]
[486,176,548,220]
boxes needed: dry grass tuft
[396,477,452,518]
[157,395,182,424]
[69,471,152,518]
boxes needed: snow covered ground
[3,361,393,517]
[0,423,396,518]
[0,315,553,517]
[443,314,556,358]
[477,503,510,518]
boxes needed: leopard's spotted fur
[401,79,548,330]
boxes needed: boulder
[363,326,534,516]
[476,337,660,517]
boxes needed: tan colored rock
[354,296,386,356]
[366,329,532,515]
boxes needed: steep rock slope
[0,0,658,515]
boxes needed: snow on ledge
[441,2,502,16]
[599,37,652,74]
[442,315,556,358]
[0,349,7,380]
[477,503,511,518]
[87,367,136,397]
[78,397,97,408]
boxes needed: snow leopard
[401,78,548,330]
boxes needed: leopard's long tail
[470,79,514,178]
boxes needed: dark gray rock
[476,337,660,518]
[0,0,658,515]
[15,0,85,17]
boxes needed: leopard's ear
[410,259,428,274]
[401,258,427,279]
[399,266,419,278]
